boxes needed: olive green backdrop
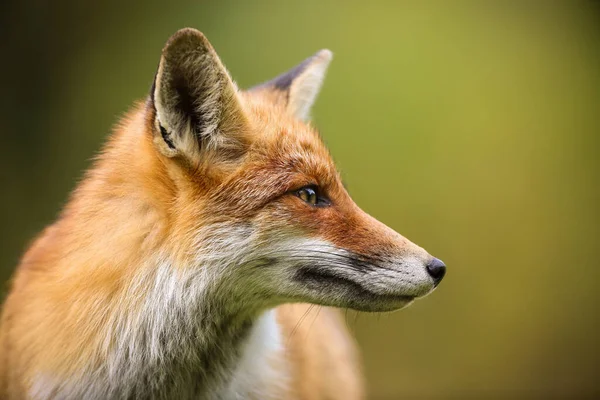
[1,1,599,399]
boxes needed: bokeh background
[1,1,599,399]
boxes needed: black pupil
[307,188,315,202]
[301,188,317,204]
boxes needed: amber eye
[294,186,330,207]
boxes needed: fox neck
[98,260,285,399]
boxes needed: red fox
[0,28,446,399]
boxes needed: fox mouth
[294,267,416,312]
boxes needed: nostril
[426,257,446,285]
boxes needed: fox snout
[325,204,446,302]
[333,203,446,309]
[372,218,447,302]
[249,197,446,313]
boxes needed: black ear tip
[162,28,211,58]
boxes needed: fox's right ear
[249,49,332,122]
[150,28,246,162]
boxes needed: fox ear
[151,28,246,160]
[250,50,332,121]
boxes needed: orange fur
[0,28,444,399]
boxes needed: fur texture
[0,28,443,399]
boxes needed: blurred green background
[1,1,599,398]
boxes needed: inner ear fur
[151,28,247,161]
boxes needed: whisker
[305,305,322,343]
[288,304,315,343]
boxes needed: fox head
[145,28,445,313]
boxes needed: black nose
[426,257,446,285]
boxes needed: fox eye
[294,186,330,207]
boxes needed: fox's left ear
[250,50,332,121]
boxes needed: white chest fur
[220,309,289,399]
